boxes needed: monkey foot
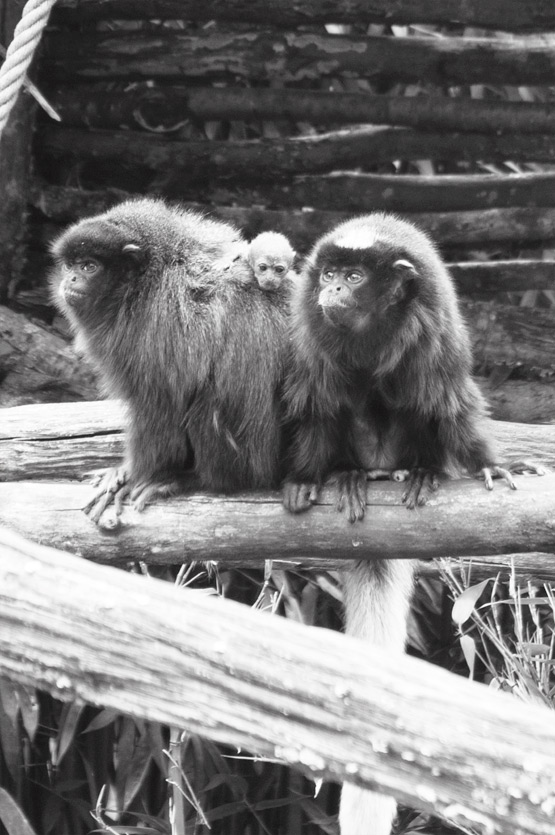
[336,469,367,523]
[402,468,440,509]
[282,480,319,513]
[129,479,181,512]
[366,468,410,482]
[83,465,129,524]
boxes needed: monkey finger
[83,489,116,523]
[505,459,546,476]
[491,466,517,490]
[402,468,438,509]
[283,481,318,513]
[336,470,366,523]
[478,466,516,490]
[113,483,132,516]
[130,479,180,512]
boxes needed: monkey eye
[78,259,99,274]
[258,263,268,272]
[274,265,286,275]
[346,271,364,283]
[321,269,334,282]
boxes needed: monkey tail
[340,559,415,835]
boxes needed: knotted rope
[0,0,57,136]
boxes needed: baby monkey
[221,231,296,292]
[247,231,296,291]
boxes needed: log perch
[0,401,553,566]
[2,526,555,835]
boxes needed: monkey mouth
[63,287,87,305]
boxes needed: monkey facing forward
[282,213,540,835]
[50,199,289,521]
[218,231,296,293]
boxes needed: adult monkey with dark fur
[50,199,288,521]
[282,213,541,835]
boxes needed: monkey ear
[390,259,417,302]
[392,259,417,274]
[122,243,142,254]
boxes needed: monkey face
[51,214,147,324]
[254,258,288,291]
[313,248,418,334]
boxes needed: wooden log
[485,380,555,425]
[450,261,555,295]
[4,527,555,835]
[51,0,555,32]
[1,401,554,482]
[41,87,555,134]
[0,305,98,407]
[0,404,553,563]
[29,186,555,250]
[38,118,555,176]
[42,29,555,89]
[210,172,555,214]
[1,375,553,483]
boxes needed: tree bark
[2,526,555,835]
[51,0,555,32]
[42,29,555,89]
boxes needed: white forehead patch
[335,229,376,249]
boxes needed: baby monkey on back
[222,231,296,292]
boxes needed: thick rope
[0,0,57,137]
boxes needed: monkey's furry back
[51,199,289,490]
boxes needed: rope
[0,0,57,137]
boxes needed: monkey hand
[282,480,319,513]
[335,469,367,523]
[477,459,545,491]
[402,468,440,509]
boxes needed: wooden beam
[37,123,555,176]
[29,187,555,249]
[41,30,555,88]
[51,0,555,32]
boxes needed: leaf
[0,788,38,835]
[460,634,477,679]
[452,579,490,625]
[82,707,120,734]
[56,702,85,766]
[16,686,39,743]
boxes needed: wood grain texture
[2,526,555,834]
